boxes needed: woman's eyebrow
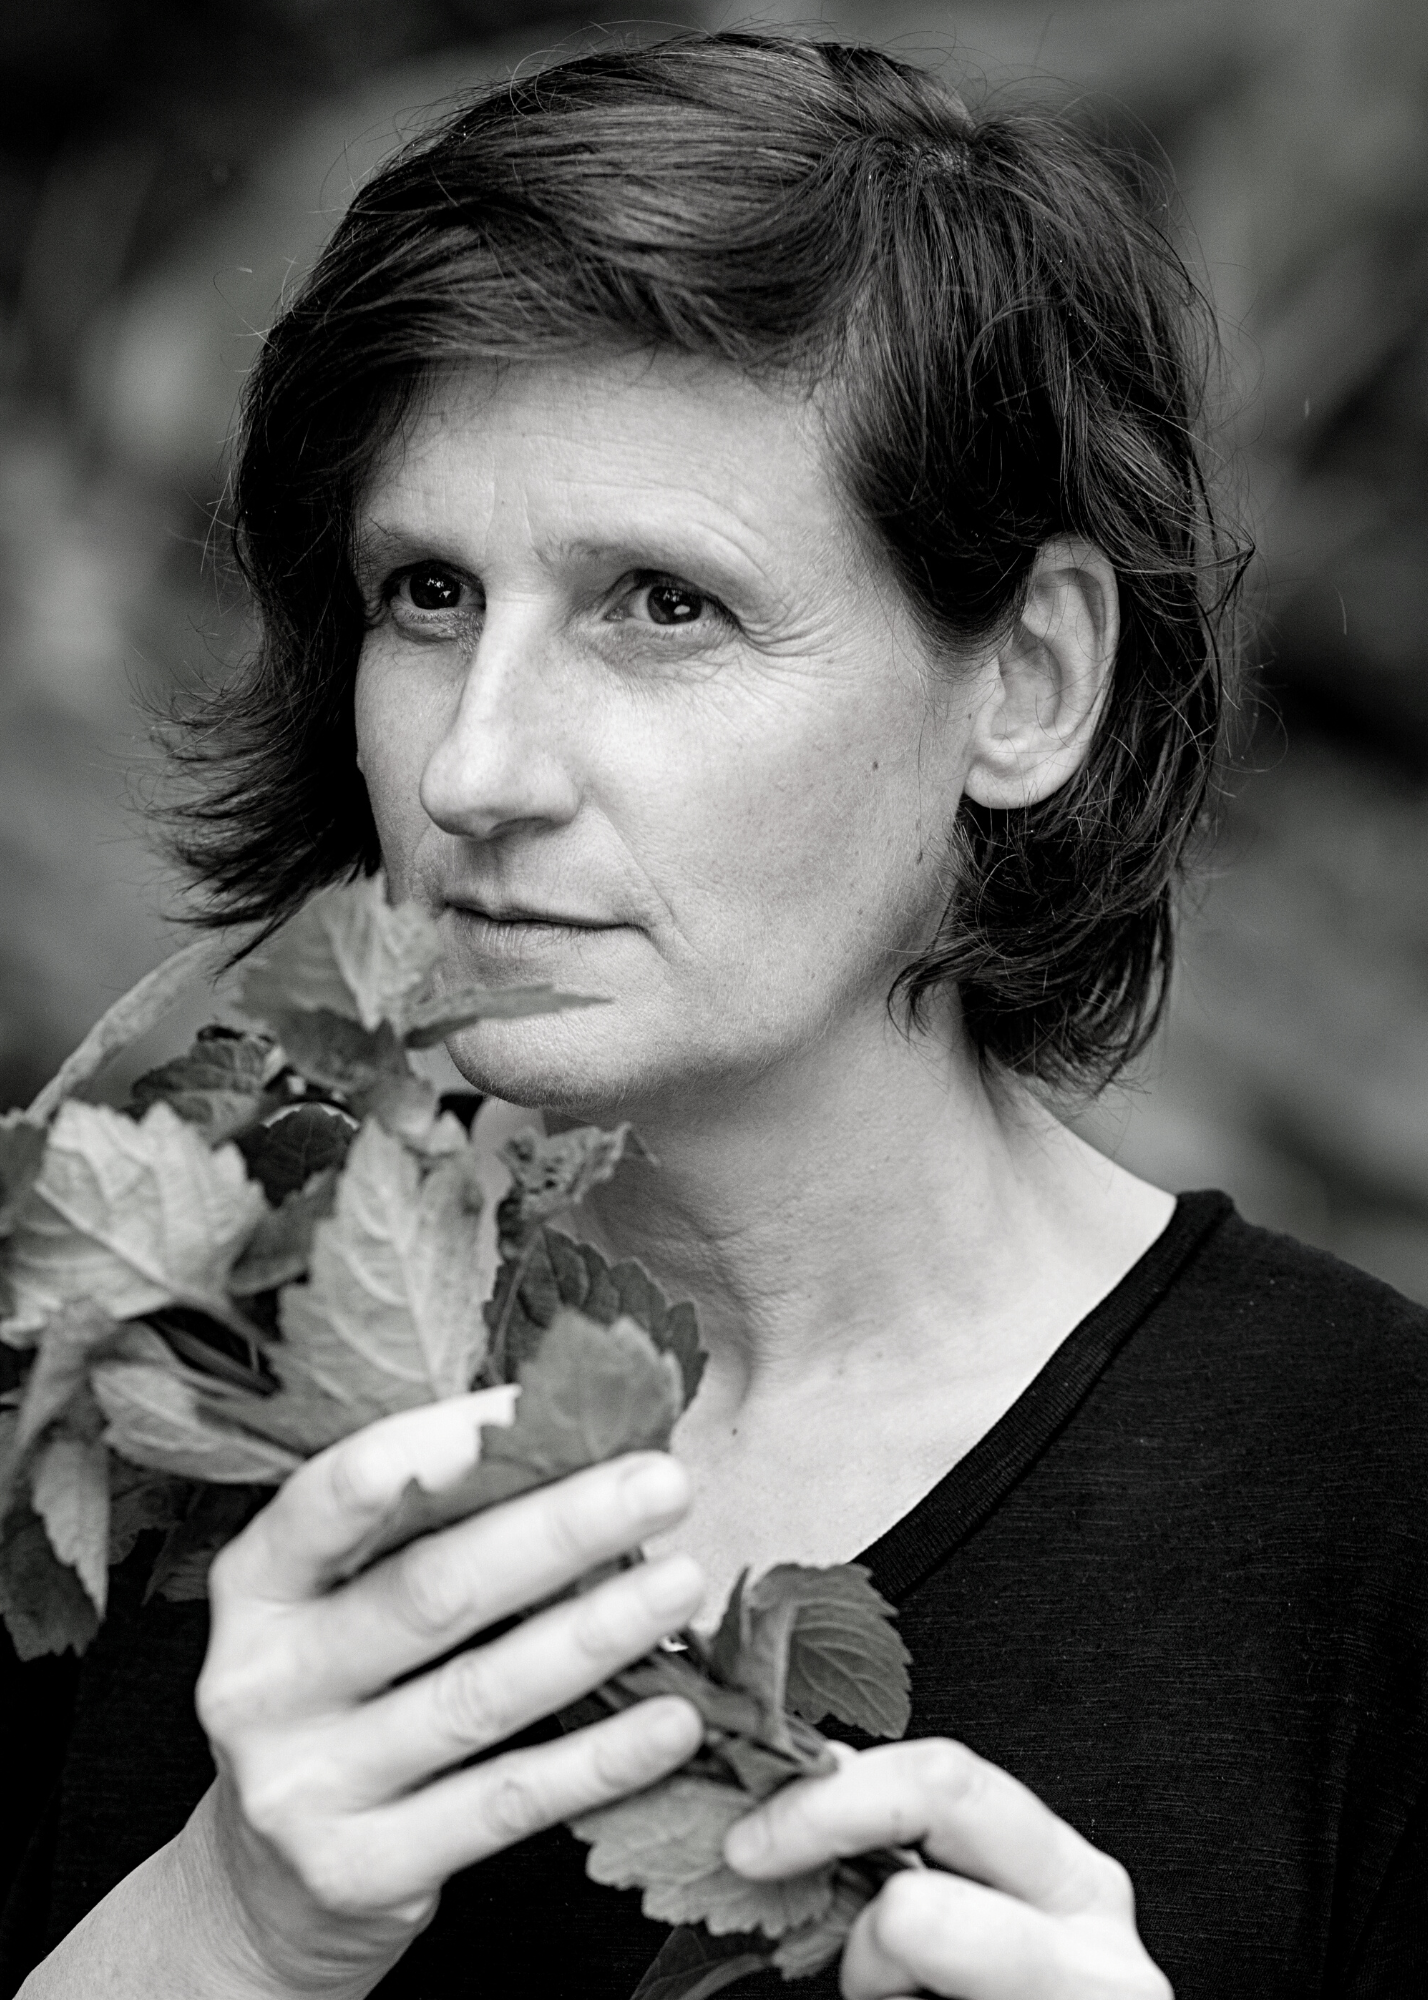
[552,530,776,603]
[350,522,466,584]
[349,518,788,612]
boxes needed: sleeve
[0,1556,214,1994]
[1343,1780,1428,1997]
[0,1638,79,1997]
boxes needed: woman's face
[353,350,979,1117]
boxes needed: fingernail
[639,1553,703,1614]
[723,1811,769,1871]
[620,1455,689,1521]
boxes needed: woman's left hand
[722,1739,1173,1999]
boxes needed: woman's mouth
[444,901,629,960]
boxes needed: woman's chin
[440,1012,649,1120]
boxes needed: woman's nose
[418,613,582,842]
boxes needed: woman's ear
[962,537,1119,810]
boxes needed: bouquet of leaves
[0,877,915,2000]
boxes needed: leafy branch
[0,875,915,1998]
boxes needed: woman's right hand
[183,1389,705,2000]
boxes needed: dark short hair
[170,30,1246,1088]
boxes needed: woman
[8,32,1426,2000]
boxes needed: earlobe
[962,538,1119,811]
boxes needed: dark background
[1,0,1425,1300]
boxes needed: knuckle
[480,1771,545,1846]
[569,1590,628,1665]
[388,1545,468,1638]
[268,1616,336,1698]
[917,1736,981,1804]
[325,1433,395,1517]
[195,1663,253,1746]
[428,1652,509,1751]
[872,1867,941,1949]
[588,1715,664,1793]
[1054,1841,1136,1920]
[198,1628,305,1744]
[771,1779,824,1846]
[1092,1851,1137,1914]
[290,1830,372,1917]
[239,1765,306,1848]
[542,1486,605,1569]
[205,1535,245,1606]
[1102,1950,1172,2000]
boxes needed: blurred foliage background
[1,0,1426,1300]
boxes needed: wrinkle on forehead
[351,348,897,643]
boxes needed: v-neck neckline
[856,1189,1234,1602]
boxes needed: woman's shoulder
[1170,1192,1428,1362]
[1131,1192,1428,1520]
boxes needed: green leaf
[265,1010,409,1100]
[90,1355,304,1484]
[143,1306,273,1395]
[753,1566,911,1741]
[0,1100,267,1344]
[334,1309,681,1575]
[348,1069,444,1149]
[0,1112,46,1236]
[706,1564,910,1745]
[0,1115,48,1319]
[31,1427,110,1614]
[232,876,596,1059]
[145,1484,267,1603]
[228,1170,340,1295]
[25,932,234,1126]
[714,1734,822,1801]
[706,1570,748,1688]
[401,983,603,1047]
[8,1300,121,1460]
[732,1588,801,1754]
[107,1459,187,1566]
[571,1771,834,1936]
[258,1121,488,1454]
[398,1146,489,1389]
[610,1650,768,1744]
[496,1126,636,1258]
[129,1029,277,1143]
[238,875,440,1034]
[476,1310,681,1492]
[770,1872,870,1978]
[489,1227,705,1407]
[0,1450,100,1660]
[236,1105,357,1204]
[630,1925,770,2000]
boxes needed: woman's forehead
[355,351,863,583]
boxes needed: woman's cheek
[353,651,438,890]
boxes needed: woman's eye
[621,576,727,631]
[644,580,706,625]
[395,564,471,613]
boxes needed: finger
[725,1741,1133,1920]
[841,1868,1066,2000]
[332,1697,704,1905]
[218,1389,520,1602]
[297,1451,694,1701]
[331,1551,706,1799]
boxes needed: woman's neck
[551,1003,1173,1427]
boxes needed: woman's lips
[444,903,628,962]
[453,903,615,927]
[447,899,623,929]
